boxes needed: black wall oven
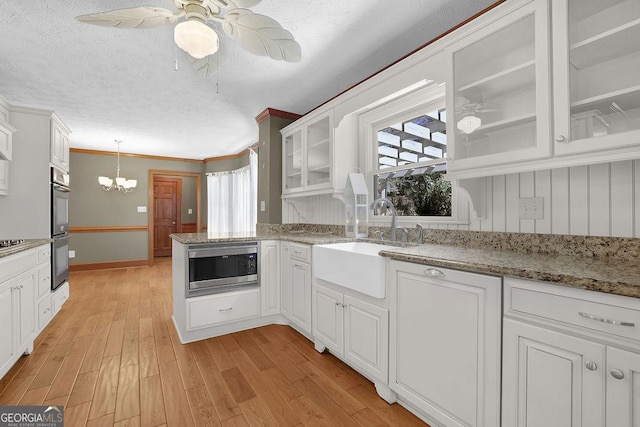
[51,167,70,291]
[187,241,259,297]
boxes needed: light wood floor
[0,258,427,426]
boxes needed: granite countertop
[170,232,640,299]
[0,239,52,259]
[378,244,640,298]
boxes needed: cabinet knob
[342,303,347,308]
[610,369,625,380]
[335,302,340,306]
[555,135,566,143]
[585,361,598,371]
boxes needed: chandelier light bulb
[98,140,137,193]
[456,115,482,134]
[174,20,219,59]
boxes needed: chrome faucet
[398,228,409,243]
[370,197,397,241]
[416,223,424,244]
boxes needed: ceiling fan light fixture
[456,115,482,134]
[174,19,219,59]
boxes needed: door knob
[610,369,625,380]
[172,221,176,224]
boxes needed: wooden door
[153,177,181,257]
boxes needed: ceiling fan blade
[222,9,301,62]
[188,54,218,78]
[75,7,182,29]
[226,0,262,8]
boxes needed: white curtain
[207,149,257,233]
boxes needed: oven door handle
[53,183,72,192]
[54,234,70,242]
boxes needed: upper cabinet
[0,120,17,161]
[50,114,70,172]
[282,111,333,196]
[552,0,640,156]
[445,0,551,176]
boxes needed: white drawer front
[38,296,52,330]
[37,263,51,299]
[37,245,51,263]
[506,278,640,342]
[0,249,37,283]
[188,289,259,330]
[289,243,311,262]
[52,282,69,314]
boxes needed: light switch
[69,250,76,259]
[188,208,193,214]
[137,206,147,213]
[260,201,266,211]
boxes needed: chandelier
[98,140,137,192]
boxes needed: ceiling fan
[454,96,496,134]
[76,0,302,77]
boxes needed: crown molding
[70,147,204,163]
[255,108,302,124]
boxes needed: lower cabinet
[388,260,502,427]
[503,277,640,427]
[260,240,280,316]
[280,242,312,335]
[0,268,36,379]
[312,282,388,384]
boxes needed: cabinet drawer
[289,243,311,262]
[187,289,259,330]
[505,278,640,342]
[37,263,51,299]
[52,282,69,314]
[0,249,37,283]
[37,245,51,263]
[38,296,52,331]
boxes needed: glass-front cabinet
[282,111,333,195]
[553,0,640,156]
[445,0,551,174]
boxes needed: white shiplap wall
[284,160,640,238]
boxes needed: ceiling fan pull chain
[174,44,179,71]
[216,53,220,93]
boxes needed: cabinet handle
[585,361,598,371]
[42,252,50,256]
[43,276,50,281]
[425,268,445,278]
[610,369,625,380]
[218,307,233,312]
[578,312,635,327]
[555,135,566,143]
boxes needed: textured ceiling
[0,0,494,159]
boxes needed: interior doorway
[153,177,181,257]
[148,170,202,265]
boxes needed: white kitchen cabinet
[388,260,502,427]
[0,119,16,161]
[282,111,333,196]
[446,0,551,174]
[0,278,15,377]
[50,114,70,172]
[552,0,640,157]
[313,282,389,389]
[280,242,312,335]
[35,244,53,334]
[186,288,259,330]
[260,240,280,317]
[503,277,640,427]
[0,160,8,196]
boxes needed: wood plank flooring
[0,258,427,426]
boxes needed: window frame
[358,83,469,226]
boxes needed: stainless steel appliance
[187,241,259,297]
[51,167,70,291]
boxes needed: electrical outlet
[69,250,76,259]
[518,197,544,220]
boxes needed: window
[360,83,457,222]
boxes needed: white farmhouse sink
[313,242,389,298]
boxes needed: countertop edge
[0,239,53,259]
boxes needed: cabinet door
[15,269,35,354]
[502,319,605,427]
[606,346,640,427]
[283,129,303,193]
[280,243,292,320]
[344,295,388,383]
[260,241,280,316]
[553,0,640,156]
[50,118,70,171]
[0,279,15,377]
[305,114,332,189]
[290,261,311,334]
[389,262,501,427]
[312,283,343,354]
[446,0,551,172]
